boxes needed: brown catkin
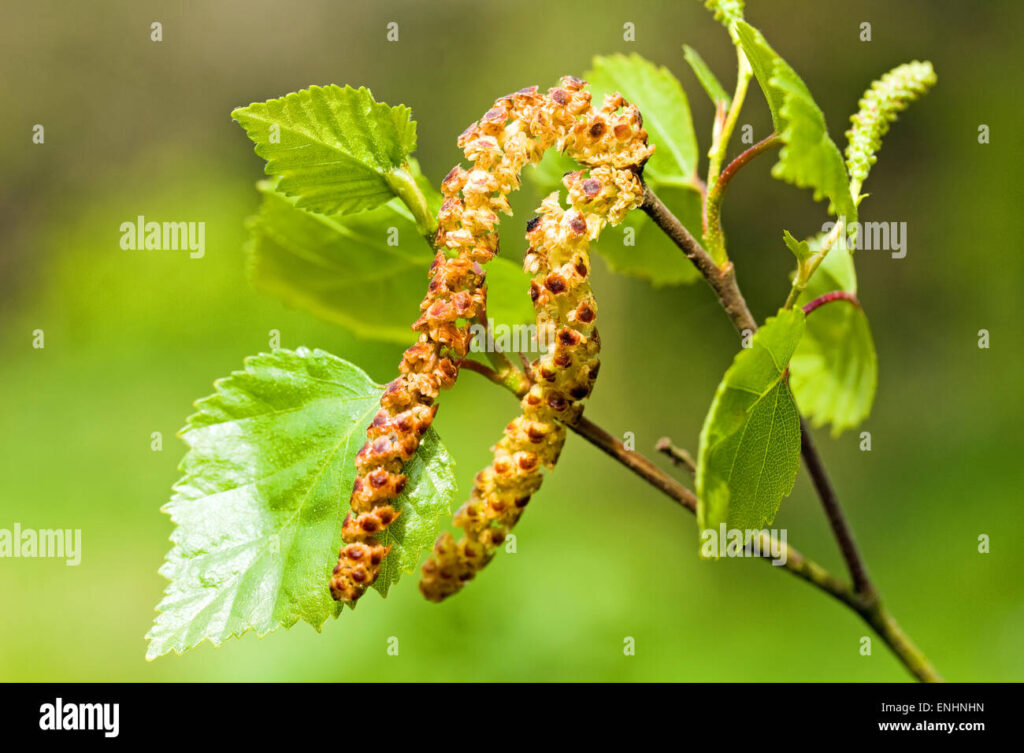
[331,77,602,603]
[419,89,653,602]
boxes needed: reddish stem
[716,133,781,197]
[802,290,861,316]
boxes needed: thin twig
[569,417,696,512]
[642,186,874,593]
[570,416,938,681]
[715,133,782,198]
[655,436,697,473]
[639,183,940,682]
[641,184,757,335]
[799,419,875,599]
[473,309,516,375]
[458,358,506,386]
[706,45,753,194]
[565,420,851,603]
[464,309,531,395]
[568,416,864,613]
[463,364,862,602]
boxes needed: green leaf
[232,85,417,215]
[790,241,877,436]
[683,45,731,107]
[586,53,700,188]
[246,180,533,344]
[697,309,805,541]
[805,231,856,291]
[147,348,456,659]
[735,22,856,224]
[782,229,813,262]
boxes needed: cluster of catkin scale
[330,77,600,603]
[419,94,654,602]
[844,61,936,191]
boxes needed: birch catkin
[331,77,598,603]
[419,90,653,602]
[845,61,936,193]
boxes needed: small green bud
[704,0,745,27]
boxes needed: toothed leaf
[697,309,805,541]
[587,53,700,188]
[232,85,418,215]
[147,348,456,659]
[736,22,857,224]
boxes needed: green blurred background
[2,0,1021,682]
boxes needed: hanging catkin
[331,77,597,603]
[419,91,653,602]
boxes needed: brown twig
[641,184,757,335]
[639,183,940,682]
[704,133,781,248]
[799,418,875,599]
[655,436,697,474]
[460,353,939,681]
[570,417,696,512]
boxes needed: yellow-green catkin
[419,86,653,602]
[846,61,937,195]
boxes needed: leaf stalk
[386,165,437,239]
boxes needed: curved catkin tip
[331,76,604,604]
[419,77,652,604]
[845,60,937,190]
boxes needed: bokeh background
[2,0,1021,682]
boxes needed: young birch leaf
[683,45,731,107]
[790,239,877,436]
[586,53,701,189]
[147,348,456,660]
[232,85,417,215]
[735,22,857,224]
[247,181,533,344]
[697,309,805,544]
[782,229,813,263]
[248,184,427,344]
